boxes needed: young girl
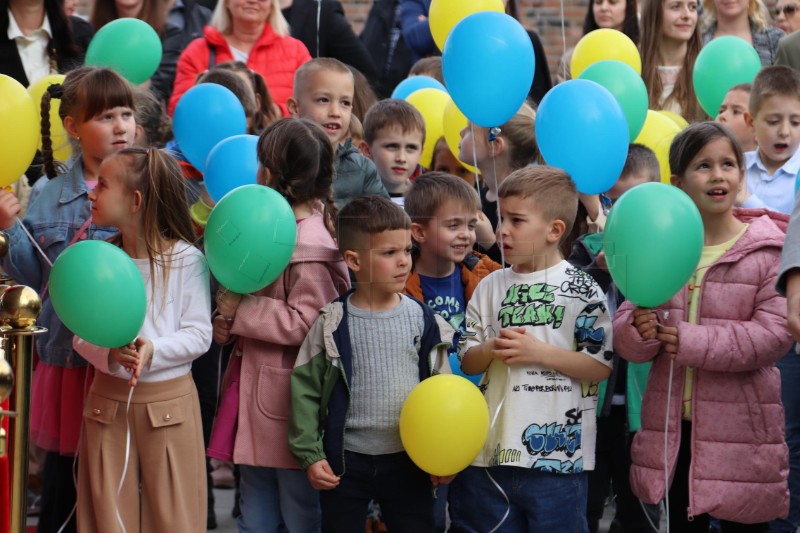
[640,0,704,122]
[614,122,792,531]
[209,117,350,532]
[0,66,135,532]
[458,102,538,263]
[73,147,211,531]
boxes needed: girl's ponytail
[40,84,64,179]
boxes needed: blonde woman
[701,0,784,65]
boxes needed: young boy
[364,99,426,205]
[741,65,800,215]
[570,144,661,533]
[288,58,388,206]
[288,196,454,533]
[716,83,756,153]
[451,166,613,531]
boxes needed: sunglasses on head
[775,4,799,16]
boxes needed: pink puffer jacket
[613,208,792,524]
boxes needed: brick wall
[338,0,590,79]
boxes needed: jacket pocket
[256,365,292,421]
[83,394,119,425]
[146,396,187,429]
[38,225,68,253]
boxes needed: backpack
[359,0,413,98]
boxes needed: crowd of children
[4,26,800,533]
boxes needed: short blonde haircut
[498,166,578,239]
[293,58,353,98]
[211,0,289,37]
[701,0,768,31]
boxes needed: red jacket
[169,24,311,116]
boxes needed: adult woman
[91,0,212,103]
[775,0,800,34]
[169,0,310,115]
[0,0,92,87]
[701,0,784,65]
[640,0,704,121]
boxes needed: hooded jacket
[333,139,389,207]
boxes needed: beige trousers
[77,372,207,533]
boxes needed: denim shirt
[2,160,118,368]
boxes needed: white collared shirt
[742,148,800,215]
[7,8,52,85]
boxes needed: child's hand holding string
[110,343,139,375]
[633,308,659,340]
[492,327,541,366]
[216,287,242,318]
[0,190,20,231]
[128,337,153,387]
[656,326,679,358]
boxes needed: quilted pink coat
[613,209,792,524]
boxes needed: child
[0,66,135,533]
[569,143,662,533]
[716,83,756,153]
[209,118,350,532]
[133,87,172,148]
[614,122,792,530]
[363,99,425,205]
[430,136,475,187]
[409,57,444,84]
[215,61,282,132]
[287,58,389,207]
[741,66,800,215]
[288,195,454,533]
[73,147,211,531]
[451,166,613,531]
[458,102,539,262]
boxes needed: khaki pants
[77,372,207,533]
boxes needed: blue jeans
[237,465,321,533]
[769,349,800,533]
[449,465,589,532]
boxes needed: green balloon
[85,18,163,84]
[49,240,147,348]
[604,183,703,308]
[578,60,648,141]
[693,36,761,117]
[205,184,297,294]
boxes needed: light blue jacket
[2,161,117,367]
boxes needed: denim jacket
[2,160,117,367]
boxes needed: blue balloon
[205,135,260,203]
[173,84,247,171]
[448,353,482,387]
[535,79,629,195]
[392,76,447,100]
[442,12,533,128]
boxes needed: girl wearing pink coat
[614,122,793,531]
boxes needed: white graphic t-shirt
[462,261,613,474]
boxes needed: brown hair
[257,118,338,235]
[91,0,169,36]
[669,121,744,177]
[109,147,196,301]
[499,165,579,239]
[405,171,480,222]
[583,0,641,42]
[293,58,354,98]
[133,87,172,148]
[409,57,444,84]
[363,99,426,145]
[197,68,257,132]
[215,61,281,131]
[336,195,412,254]
[749,66,800,117]
[622,143,661,181]
[347,65,379,123]
[639,0,703,121]
[40,67,135,179]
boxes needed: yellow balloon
[658,110,689,130]
[0,75,40,187]
[28,74,72,163]
[429,0,505,52]
[634,110,683,184]
[406,88,452,168]
[400,374,490,476]
[442,99,480,174]
[571,29,642,79]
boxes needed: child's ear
[343,249,360,272]
[491,136,507,157]
[411,222,427,244]
[130,190,143,214]
[670,174,682,188]
[63,116,78,140]
[134,124,146,146]
[548,219,566,244]
[744,111,754,131]
[362,142,373,158]
[287,97,300,118]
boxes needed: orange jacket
[403,250,502,303]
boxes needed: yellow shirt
[682,225,748,420]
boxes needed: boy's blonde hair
[495,102,539,170]
[404,171,480,222]
[409,57,444,84]
[622,144,660,182]
[363,99,426,146]
[293,58,354,98]
[211,0,289,37]
[498,166,578,239]
[337,196,412,254]
[749,66,800,117]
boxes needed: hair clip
[46,83,63,99]
[488,127,501,142]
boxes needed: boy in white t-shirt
[452,166,613,532]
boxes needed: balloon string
[664,357,673,533]
[15,216,53,267]
[471,123,482,194]
[560,0,567,60]
[115,386,135,533]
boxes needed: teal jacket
[333,139,389,207]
